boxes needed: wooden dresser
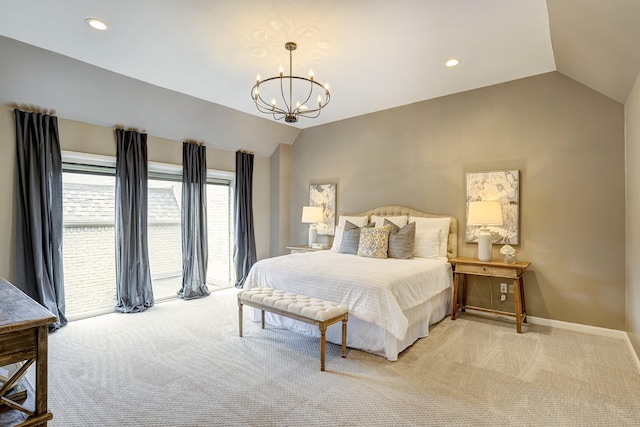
[0,278,56,426]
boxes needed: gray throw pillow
[385,219,416,259]
[339,221,374,255]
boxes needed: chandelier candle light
[251,42,330,123]
[301,206,324,247]
[467,201,503,262]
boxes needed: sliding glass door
[205,182,233,288]
[62,168,117,317]
[62,159,234,319]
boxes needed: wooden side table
[286,245,328,254]
[450,257,531,333]
[0,279,56,426]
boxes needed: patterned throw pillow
[339,221,373,255]
[357,225,391,259]
[385,219,416,259]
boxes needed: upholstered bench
[237,287,348,371]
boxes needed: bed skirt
[247,285,452,361]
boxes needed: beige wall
[290,72,626,329]
[0,108,17,284]
[269,144,291,257]
[0,107,271,285]
[626,72,640,354]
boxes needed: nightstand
[286,245,328,254]
[450,257,531,333]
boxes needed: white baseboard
[460,309,640,375]
[527,316,626,339]
[624,335,640,376]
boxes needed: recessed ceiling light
[85,18,108,31]
[445,58,461,67]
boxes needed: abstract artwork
[465,170,520,244]
[309,183,336,235]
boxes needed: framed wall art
[309,183,336,236]
[465,170,520,244]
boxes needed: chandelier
[251,42,330,123]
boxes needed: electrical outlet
[500,283,507,293]
[508,284,515,294]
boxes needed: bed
[243,206,458,361]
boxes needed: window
[61,153,234,319]
[205,180,233,288]
[62,164,117,318]
[146,168,234,299]
[146,175,183,301]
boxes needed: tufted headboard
[353,205,458,259]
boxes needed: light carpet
[35,288,640,426]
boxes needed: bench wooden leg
[341,316,347,358]
[319,323,327,371]
[238,301,243,337]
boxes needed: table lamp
[467,201,503,261]
[301,206,324,247]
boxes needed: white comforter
[243,251,453,341]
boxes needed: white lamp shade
[301,206,324,223]
[467,201,503,226]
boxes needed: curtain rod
[11,103,56,115]
[114,126,147,134]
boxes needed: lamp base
[308,224,318,247]
[477,228,493,262]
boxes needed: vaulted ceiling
[1,0,639,156]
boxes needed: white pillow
[413,228,441,259]
[337,215,368,228]
[409,216,451,258]
[371,215,408,228]
[331,215,369,252]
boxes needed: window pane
[62,171,116,317]
[147,179,182,300]
[206,183,232,288]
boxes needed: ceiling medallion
[251,42,330,123]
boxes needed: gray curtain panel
[14,109,67,331]
[114,129,154,313]
[179,142,210,299]
[233,151,256,288]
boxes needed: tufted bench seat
[237,287,348,371]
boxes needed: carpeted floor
[31,288,640,426]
